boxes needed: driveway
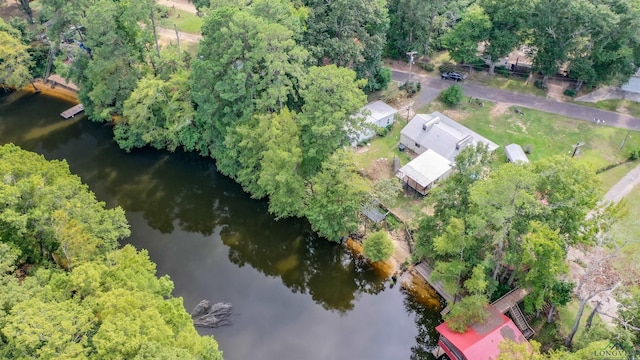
[391,69,640,131]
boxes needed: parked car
[441,71,465,81]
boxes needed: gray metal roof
[362,100,398,123]
[401,112,499,161]
[504,143,529,163]
[622,77,640,94]
[396,149,453,188]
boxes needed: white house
[400,112,499,161]
[396,149,454,195]
[352,100,398,144]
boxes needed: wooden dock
[414,262,455,303]
[47,74,79,92]
[491,287,529,313]
[60,104,84,119]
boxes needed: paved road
[391,69,640,131]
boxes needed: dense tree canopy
[0,144,223,359]
[0,19,33,89]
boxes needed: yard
[419,98,640,194]
[574,99,640,118]
[159,5,203,34]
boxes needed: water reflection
[1,91,444,359]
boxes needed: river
[0,90,443,360]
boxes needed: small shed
[396,149,453,195]
[504,144,529,164]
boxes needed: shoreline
[22,80,80,104]
[16,79,446,310]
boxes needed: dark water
[0,91,442,360]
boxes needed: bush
[362,230,394,262]
[495,66,510,77]
[629,148,640,161]
[419,62,435,72]
[399,81,420,96]
[534,79,548,90]
[376,126,389,137]
[440,84,464,106]
[563,88,577,97]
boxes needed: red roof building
[436,305,529,360]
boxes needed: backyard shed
[504,144,529,164]
[396,149,453,195]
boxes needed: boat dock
[60,104,84,119]
[414,262,455,303]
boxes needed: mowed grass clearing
[159,6,203,34]
[574,99,640,118]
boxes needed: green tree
[519,222,568,313]
[441,4,491,65]
[66,0,157,122]
[532,156,600,240]
[469,163,539,281]
[479,0,532,74]
[306,150,369,242]
[528,0,594,84]
[297,65,367,175]
[444,294,490,333]
[0,144,129,265]
[116,70,197,152]
[0,146,222,360]
[191,5,307,175]
[440,84,464,106]
[567,0,640,91]
[302,0,390,91]
[0,19,33,89]
[362,230,394,262]
[431,218,479,296]
[256,109,307,218]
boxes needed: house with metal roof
[351,100,398,144]
[400,112,499,161]
[396,149,453,195]
[504,143,529,164]
[436,305,530,360]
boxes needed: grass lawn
[419,98,640,193]
[469,73,548,97]
[598,160,639,192]
[574,99,640,118]
[611,184,640,275]
[159,6,203,34]
[558,300,603,343]
[353,118,412,171]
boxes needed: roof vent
[422,116,440,130]
[456,135,473,150]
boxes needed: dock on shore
[61,104,84,119]
[414,262,455,303]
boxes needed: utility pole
[406,51,417,85]
[572,142,585,158]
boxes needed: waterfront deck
[414,262,455,303]
[491,287,535,339]
[47,74,79,92]
[60,103,84,119]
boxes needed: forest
[0,144,223,359]
[2,0,640,357]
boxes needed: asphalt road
[391,69,640,131]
